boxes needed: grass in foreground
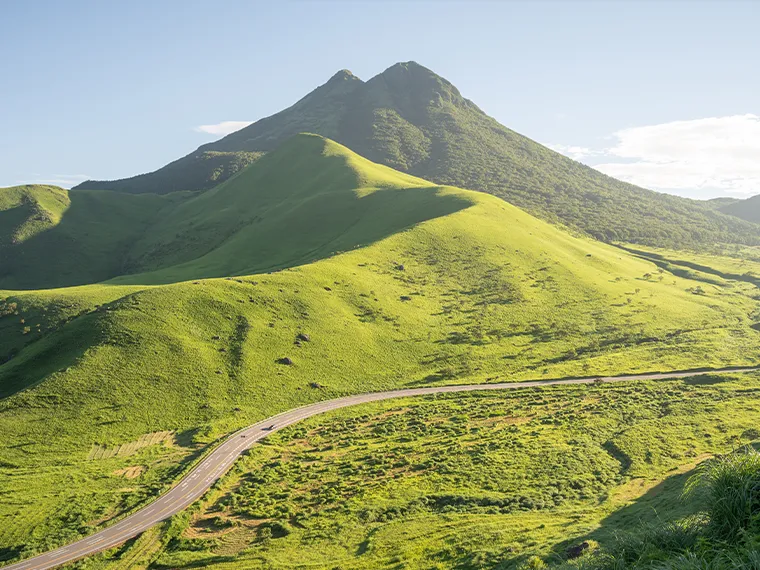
[556,447,760,570]
[63,373,760,569]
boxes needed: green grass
[76,150,263,195]
[75,62,760,248]
[555,447,760,569]
[0,135,467,289]
[64,373,760,569]
[622,243,760,286]
[0,185,188,289]
[114,134,469,284]
[2,136,760,567]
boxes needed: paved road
[4,366,756,570]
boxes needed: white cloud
[16,174,91,188]
[194,121,253,136]
[549,114,760,197]
[546,144,605,161]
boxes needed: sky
[1,0,758,199]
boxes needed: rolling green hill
[3,136,760,566]
[76,62,760,248]
[0,185,188,289]
[76,149,263,195]
[117,134,469,284]
[0,135,468,289]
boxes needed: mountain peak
[383,60,427,72]
[328,68,359,82]
[370,60,467,110]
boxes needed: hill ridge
[0,134,469,289]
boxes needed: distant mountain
[719,194,760,223]
[75,62,760,248]
[703,196,740,210]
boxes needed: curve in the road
[4,366,757,570]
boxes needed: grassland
[55,372,760,569]
[2,136,760,567]
[0,185,188,289]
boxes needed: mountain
[704,196,741,209]
[719,193,760,223]
[75,61,760,248]
[76,149,264,195]
[4,134,760,564]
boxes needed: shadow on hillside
[0,189,176,290]
[548,465,703,563]
[0,312,102,399]
[111,185,473,286]
[1,185,472,289]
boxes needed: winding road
[4,366,756,570]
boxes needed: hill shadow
[0,189,185,290]
[109,185,473,286]
[548,464,703,563]
[1,185,472,289]
[0,311,102,399]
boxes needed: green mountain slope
[75,62,760,248]
[117,134,469,284]
[0,185,187,289]
[78,149,263,195]
[719,193,760,223]
[3,139,760,562]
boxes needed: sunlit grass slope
[1,136,760,563]
[0,135,469,290]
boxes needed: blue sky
[1,0,758,199]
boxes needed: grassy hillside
[3,179,760,565]
[75,62,760,248]
[78,373,760,570]
[0,185,70,245]
[3,138,760,566]
[117,134,469,284]
[0,135,468,289]
[0,185,188,289]
[76,150,263,195]
[720,192,760,223]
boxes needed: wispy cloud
[194,121,253,136]
[548,114,760,197]
[16,174,91,188]
[545,144,606,161]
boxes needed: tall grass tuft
[685,446,760,542]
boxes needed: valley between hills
[3,63,760,570]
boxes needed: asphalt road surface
[4,366,756,570]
